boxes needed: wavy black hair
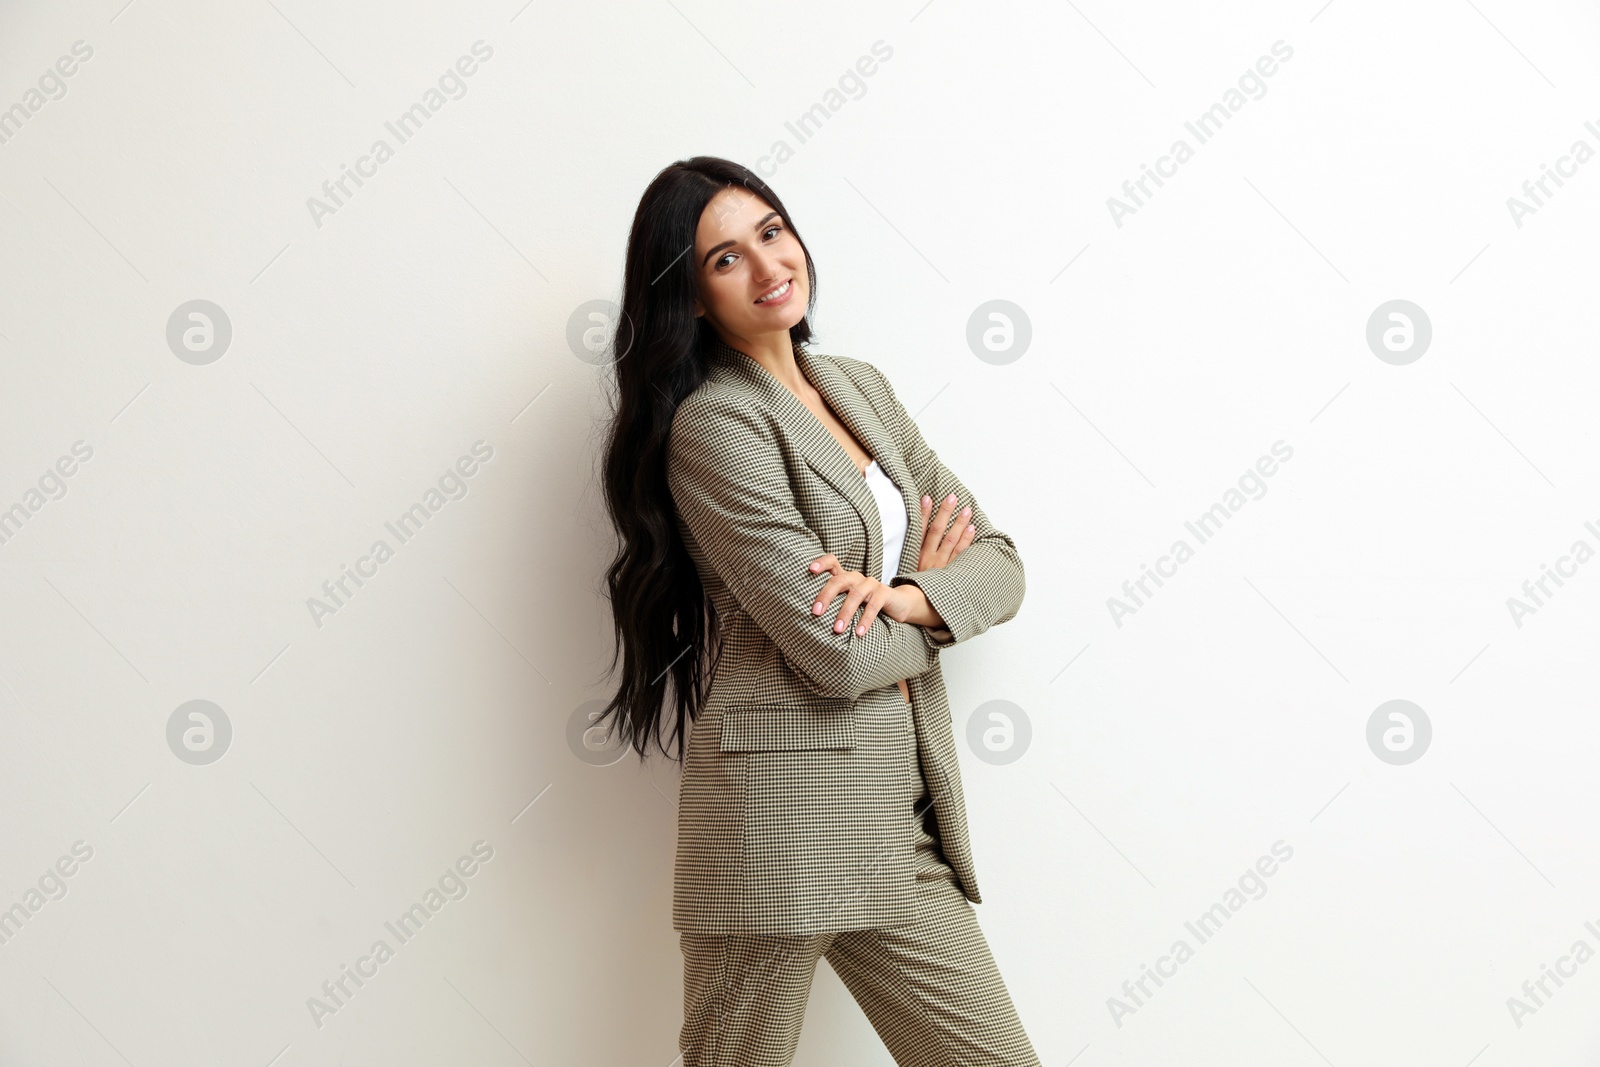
[594,157,818,761]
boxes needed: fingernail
[856,625,865,635]
[814,602,823,613]
[835,620,845,632]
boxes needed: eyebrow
[700,211,781,268]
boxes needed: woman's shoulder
[668,376,770,460]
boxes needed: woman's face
[691,186,809,343]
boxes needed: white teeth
[756,280,790,303]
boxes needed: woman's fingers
[939,512,975,561]
[809,495,976,635]
[852,583,892,636]
[833,576,882,635]
[806,563,881,636]
[827,571,866,631]
[810,561,862,625]
[808,554,842,605]
[809,555,843,617]
[955,517,977,554]
[924,495,973,567]
[919,495,956,568]
[809,553,840,576]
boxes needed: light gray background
[2,0,1598,1064]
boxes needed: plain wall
[1,0,1598,1063]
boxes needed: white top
[862,458,907,582]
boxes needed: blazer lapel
[707,338,918,583]
[820,354,922,580]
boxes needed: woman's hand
[803,494,977,638]
[917,493,976,571]
[806,556,925,637]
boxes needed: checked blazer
[665,336,1026,936]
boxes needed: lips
[754,279,792,304]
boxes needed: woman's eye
[714,226,780,270]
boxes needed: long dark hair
[595,157,818,762]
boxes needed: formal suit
[667,337,1038,1065]
[668,337,1030,1067]
[667,335,1026,935]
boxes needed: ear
[692,299,704,317]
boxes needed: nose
[748,244,781,282]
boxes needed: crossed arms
[667,361,1024,701]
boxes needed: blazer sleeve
[863,361,1026,648]
[667,390,943,701]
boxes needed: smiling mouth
[754,279,792,304]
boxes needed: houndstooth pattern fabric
[665,337,1026,935]
[678,864,1042,1066]
[908,700,955,885]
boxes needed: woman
[598,156,1038,1066]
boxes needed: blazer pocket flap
[718,698,856,752]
